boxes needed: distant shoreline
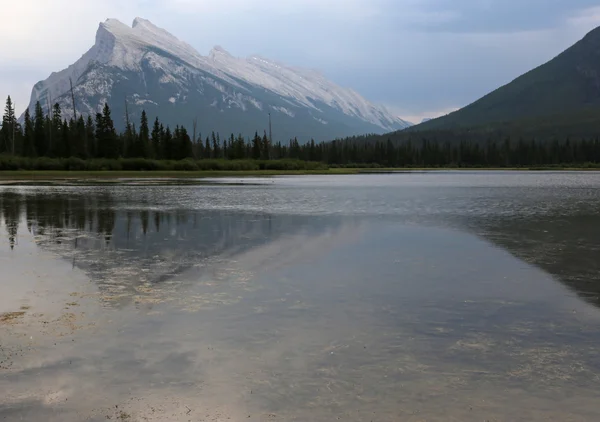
[1,167,600,183]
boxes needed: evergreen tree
[102,103,119,158]
[212,131,221,158]
[33,101,46,157]
[175,126,193,160]
[227,134,236,160]
[74,115,88,158]
[162,126,174,160]
[235,134,246,160]
[134,110,150,158]
[252,132,261,160]
[262,131,270,160]
[23,109,36,157]
[95,103,119,158]
[308,139,316,161]
[289,137,300,159]
[44,114,53,156]
[1,96,16,154]
[205,136,211,158]
[151,117,161,159]
[50,103,64,157]
[196,132,205,158]
[61,119,70,157]
[123,119,135,158]
[85,115,95,158]
[95,112,104,157]
[3,90,600,168]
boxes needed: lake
[1,172,600,421]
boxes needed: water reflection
[464,211,600,308]
[0,190,347,308]
[1,182,600,421]
[2,188,599,310]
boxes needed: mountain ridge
[406,24,600,136]
[21,18,411,141]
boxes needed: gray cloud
[401,0,600,32]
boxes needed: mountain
[407,25,600,138]
[21,18,411,142]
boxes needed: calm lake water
[1,172,600,421]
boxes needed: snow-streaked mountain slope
[23,18,411,141]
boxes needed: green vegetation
[2,84,600,173]
[0,156,328,172]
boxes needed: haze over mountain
[20,18,411,142]
[406,25,600,139]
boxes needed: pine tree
[33,101,46,157]
[23,109,36,157]
[205,136,211,159]
[172,125,180,160]
[134,110,150,158]
[50,103,64,157]
[101,103,119,158]
[196,132,205,158]
[176,126,193,160]
[1,96,16,154]
[245,139,252,158]
[61,120,70,157]
[123,119,135,158]
[85,115,95,158]
[95,104,119,159]
[162,126,173,160]
[262,131,270,160]
[75,115,88,158]
[235,134,245,160]
[308,139,316,161]
[228,134,236,159]
[212,131,221,158]
[45,113,53,156]
[289,137,300,159]
[95,112,105,157]
[252,132,261,160]
[151,117,161,159]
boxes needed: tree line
[2,95,600,169]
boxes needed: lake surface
[1,172,600,421]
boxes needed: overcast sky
[1,0,600,123]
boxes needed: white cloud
[0,0,153,111]
[0,0,146,64]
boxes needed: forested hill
[385,25,600,141]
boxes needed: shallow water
[1,172,600,421]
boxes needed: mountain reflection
[0,190,342,307]
[470,213,600,308]
[1,187,600,310]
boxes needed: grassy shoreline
[0,167,599,181]
[0,168,359,181]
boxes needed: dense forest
[2,96,600,170]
